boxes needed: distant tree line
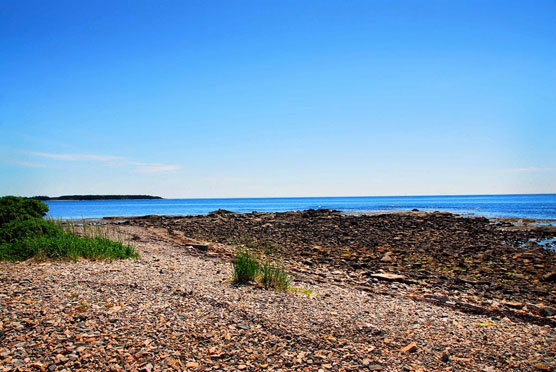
[30,195,163,201]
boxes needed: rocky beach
[1,210,555,371]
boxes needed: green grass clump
[261,259,290,291]
[1,235,138,261]
[0,196,138,261]
[231,238,291,291]
[232,249,260,284]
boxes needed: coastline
[1,209,555,371]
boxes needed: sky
[1,0,555,198]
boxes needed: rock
[185,361,199,368]
[236,323,250,330]
[425,294,450,303]
[401,342,418,353]
[362,358,370,366]
[528,303,556,317]
[190,244,209,251]
[140,363,153,372]
[371,273,407,282]
[534,363,552,371]
[456,302,485,314]
[381,253,393,263]
[441,353,450,363]
[538,305,556,317]
[501,300,523,309]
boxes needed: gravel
[0,223,554,372]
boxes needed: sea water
[44,194,556,220]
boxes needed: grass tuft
[232,248,260,284]
[231,237,291,291]
[261,259,290,291]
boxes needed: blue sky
[1,0,555,198]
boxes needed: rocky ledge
[124,209,556,322]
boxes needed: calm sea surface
[45,194,556,220]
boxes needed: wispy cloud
[26,151,180,173]
[502,167,556,173]
[13,160,45,168]
[29,152,125,162]
[134,163,181,173]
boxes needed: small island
[30,195,163,201]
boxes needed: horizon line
[8,192,556,200]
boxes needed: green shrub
[0,218,62,243]
[0,196,49,224]
[232,249,260,284]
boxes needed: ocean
[44,194,556,221]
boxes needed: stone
[534,363,552,371]
[140,363,153,372]
[371,273,407,282]
[236,323,250,330]
[381,253,393,262]
[501,301,523,309]
[56,354,68,363]
[401,342,418,353]
[190,244,209,251]
[425,294,450,303]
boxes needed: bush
[0,196,48,224]
[0,196,138,261]
[0,218,62,243]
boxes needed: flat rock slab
[371,273,407,282]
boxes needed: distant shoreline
[31,195,163,201]
[40,194,556,220]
